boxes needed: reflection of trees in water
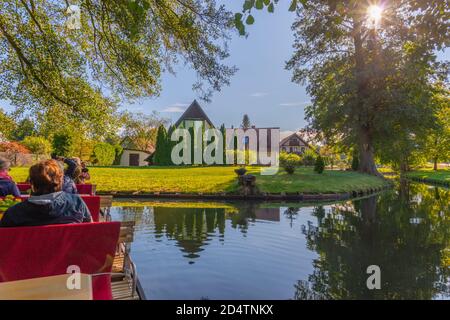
[117,202,280,262]
[153,207,227,260]
[297,181,450,300]
[284,207,300,228]
[229,202,258,233]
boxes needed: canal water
[110,181,449,300]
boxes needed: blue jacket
[0,179,21,198]
[0,191,92,227]
[63,158,77,194]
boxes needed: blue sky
[126,0,308,132]
[1,1,448,133]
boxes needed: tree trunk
[358,126,381,176]
[433,157,438,171]
[352,14,381,178]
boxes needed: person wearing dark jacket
[0,157,20,198]
[52,156,78,194]
[0,159,92,227]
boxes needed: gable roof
[174,100,214,128]
[280,132,312,148]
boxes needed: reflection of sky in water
[110,182,450,300]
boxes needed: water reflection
[299,181,450,300]
[153,207,227,259]
[111,181,449,300]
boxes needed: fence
[0,152,48,167]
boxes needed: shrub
[0,141,30,154]
[302,149,317,166]
[283,164,296,175]
[235,167,247,176]
[113,144,124,165]
[22,136,52,155]
[314,155,325,174]
[91,143,116,166]
[52,133,72,157]
[280,152,301,167]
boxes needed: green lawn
[9,166,387,194]
[405,169,450,185]
[256,167,387,193]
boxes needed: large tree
[0,0,236,134]
[237,0,449,175]
[420,87,450,170]
[284,0,449,175]
[120,111,169,152]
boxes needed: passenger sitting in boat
[52,155,78,194]
[0,157,20,198]
[0,159,92,227]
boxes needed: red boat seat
[0,222,120,300]
[17,195,102,222]
[80,196,101,222]
[16,183,95,195]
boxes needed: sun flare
[368,5,383,25]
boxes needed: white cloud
[161,102,189,113]
[250,92,269,97]
[279,101,310,107]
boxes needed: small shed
[119,148,153,167]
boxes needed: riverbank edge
[97,182,393,202]
[405,176,450,187]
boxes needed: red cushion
[0,222,120,300]
[80,196,101,222]
[76,184,94,195]
[92,276,113,300]
[16,183,31,192]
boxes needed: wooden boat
[0,194,145,300]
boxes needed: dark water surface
[110,181,449,300]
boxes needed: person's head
[29,160,64,195]
[73,157,82,167]
[0,157,11,172]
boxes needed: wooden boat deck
[112,276,140,300]
[99,197,144,300]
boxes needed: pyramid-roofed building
[174,100,214,129]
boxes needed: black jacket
[0,191,92,227]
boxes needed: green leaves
[235,0,307,35]
[289,0,298,12]
[1,0,235,135]
[255,0,264,10]
[235,13,246,35]
[243,0,255,10]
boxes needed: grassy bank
[10,166,388,195]
[405,169,450,186]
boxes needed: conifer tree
[154,125,168,165]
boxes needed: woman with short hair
[0,157,20,198]
[0,159,92,227]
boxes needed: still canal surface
[110,181,449,300]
